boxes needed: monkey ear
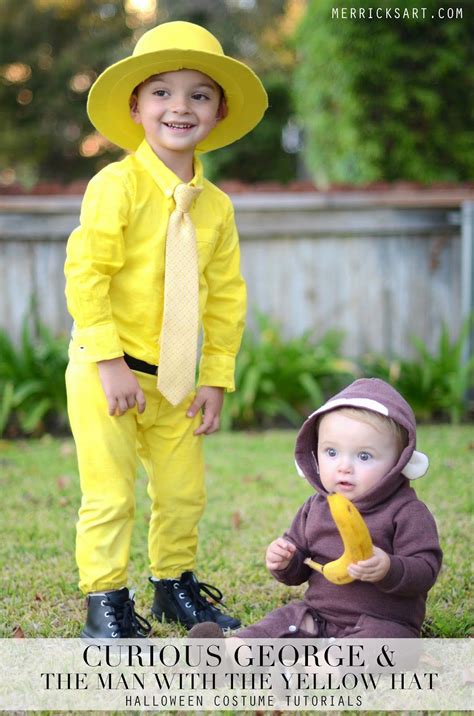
[402,451,429,480]
[294,459,306,478]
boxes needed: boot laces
[105,595,152,637]
[185,579,226,617]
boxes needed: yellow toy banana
[304,493,373,584]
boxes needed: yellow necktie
[158,183,202,405]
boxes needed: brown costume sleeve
[375,499,442,596]
[269,497,314,586]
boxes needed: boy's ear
[130,94,141,124]
[215,96,228,124]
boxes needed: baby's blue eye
[327,448,337,457]
[192,93,209,100]
[153,89,167,96]
[359,452,371,461]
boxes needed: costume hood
[294,378,429,510]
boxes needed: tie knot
[173,183,202,213]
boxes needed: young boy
[191,378,442,639]
[64,21,267,638]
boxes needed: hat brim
[87,49,268,153]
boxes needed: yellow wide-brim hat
[87,20,268,153]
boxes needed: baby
[191,378,442,639]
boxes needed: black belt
[123,353,158,376]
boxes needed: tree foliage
[293,0,474,185]
[0,0,134,186]
[204,73,297,184]
[0,0,300,187]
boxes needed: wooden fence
[0,189,472,360]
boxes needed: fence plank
[0,192,468,359]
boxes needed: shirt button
[288,625,297,633]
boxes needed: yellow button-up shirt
[64,140,246,391]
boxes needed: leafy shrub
[220,314,357,429]
[0,313,471,437]
[359,320,474,424]
[203,74,298,185]
[293,0,474,185]
[0,317,69,437]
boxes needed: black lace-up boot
[81,587,152,638]
[150,571,240,630]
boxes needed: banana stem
[304,557,324,573]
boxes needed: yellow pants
[65,361,205,594]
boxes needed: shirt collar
[135,139,204,197]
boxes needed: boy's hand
[97,357,146,416]
[266,538,296,571]
[347,546,390,582]
[187,386,224,435]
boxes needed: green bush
[293,0,474,185]
[359,320,474,424]
[203,74,298,185]
[221,314,357,429]
[0,317,69,437]
[0,313,471,436]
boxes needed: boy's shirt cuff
[198,353,236,392]
[68,322,123,363]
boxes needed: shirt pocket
[196,229,217,272]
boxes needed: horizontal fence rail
[0,190,472,359]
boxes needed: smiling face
[130,69,226,171]
[317,410,401,500]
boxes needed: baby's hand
[347,545,390,582]
[97,357,146,416]
[266,538,296,571]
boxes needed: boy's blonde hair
[320,407,408,454]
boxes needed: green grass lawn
[0,425,472,639]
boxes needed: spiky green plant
[0,316,69,436]
[221,314,357,429]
